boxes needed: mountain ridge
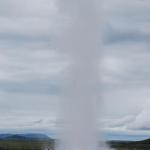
[0,133,51,141]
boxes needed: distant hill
[136,138,150,144]
[0,134,54,150]
[0,133,50,141]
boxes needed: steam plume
[56,0,108,150]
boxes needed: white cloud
[0,0,68,134]
[0,49,68,82]
[0,91,60,134]
[127,101,150,130]
[0,0,150,139]
[101,42,150,86]
[100,0,150,137]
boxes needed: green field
[112,146,150,150]
[109,139,150,150]
[0,140,54,150]
[0,139,149,150]
[114,148,150,150]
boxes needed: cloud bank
[0,0,150,140]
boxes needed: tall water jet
[56,0,104,150]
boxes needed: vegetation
[0,139,54,150]
[0,134,149,150]
[109,139,150,150]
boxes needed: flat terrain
[0,139,54,150]
[109,139,150,150]
[0,134,149,150]
[0,140,149,150]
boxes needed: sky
[0,0,150,141]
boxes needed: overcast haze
[0,0,150,141]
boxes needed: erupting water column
[57,0,102,150]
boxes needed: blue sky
[0,0,150,141]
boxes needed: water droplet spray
[56,0,109,150]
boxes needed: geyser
[56,0,107,150]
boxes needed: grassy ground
[110,142,150,150]
[0,139,149,150]
[114,148,150,150]
[0,140,54,150]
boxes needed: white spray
[56,0,108,150]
